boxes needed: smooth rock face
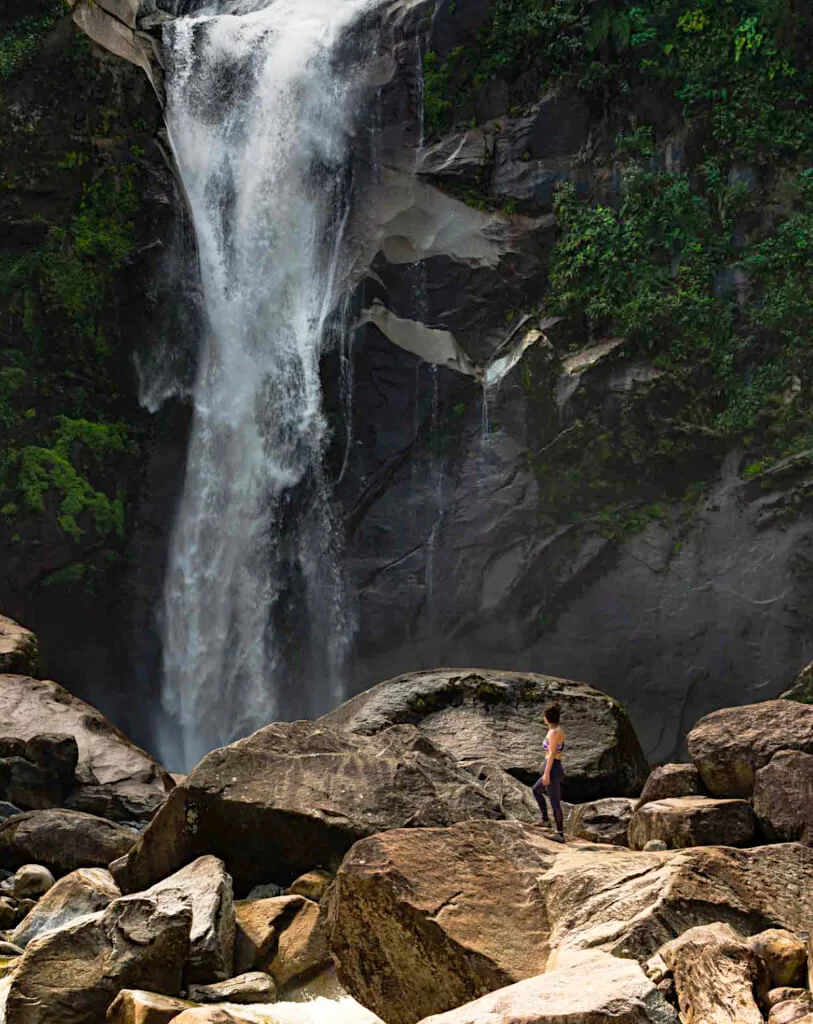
[267,897,330,988]
[106,989,195,1024]
[635,764,703,809]
[0,810,138,875]
[233,894,329,987]
[567,797,636,846]
[687,700,813,797]
[748,930,808,988]
[12,867,120,948]
[415,951,678,1024]
[187,973,277,1004]
[752,750,813,843]
[111,722,510,895]
[627,796,757,850]
[320,669,649,800]
[0,617,39,677]
[285,869,333,902]
[5,889,191,1024]
[659,923,764,1024]
[234,896,306,974]
[6,865,54,900]
[327,820,813,1024]
[0,675,174,821]
[145,856,234,984]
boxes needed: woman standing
[532,703,565,841]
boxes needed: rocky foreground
[0,613,810,1024]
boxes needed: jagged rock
[234,896,304,974]
[12,867,120,948]
[5,889,192,1024]
[567,798,636,846]
[635,764,704,809]
[748,930,808,988]
[459,761,538,823]
[627,796,757,850]
[4,864,55,900]
[753,751,813,843]
[0,810,137,876]
[110,722,510,895]
[687,700,813,797]
[0,675,174,822]
[285,870,333,902]
[234,894,328,987]
[658,923,764,1024]
[327,820,813,1024]
[0,617,39,677]
[320,669,649,801]
[187,973,277,1004]
[106,989,196,1024]
[145,856,234,984]
[414,951,678,1024]
[768,993,813,1024]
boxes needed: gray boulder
[12,867,120,948]
[628,796,757,851]
[0,809,138,876]
[187,973,277,1005]
[752,750,813,843]
[568,797,636,846]
[635,764,704,810]
[320,669,649,801]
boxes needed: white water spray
[158,0,374,769]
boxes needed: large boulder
[414,951,678,1024]
[0,735,78,810]
[567,797,636,846]
[110,722,512,895]
[5,889,192,1024]
[627,796,757,850]
[748,930,808,989]
[327,820,813,1024]
[319,669,649,800]
[233,894,329,987]
[0,617,39,677]
[11,868,120,948]
[687,700,813,797]
[106,989,196,1024]
[635,764,704,809]
[0,675,174,821]
[752,751,813,843]
[145,856,234,984]
[0,810,137,876]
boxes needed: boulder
[0,735,78,810]
[784,660,813,703]
[5,889,192,1024]
[459,761,539,823]
[186,973,277,1004]
[0,675,174,822]
[748,930,808,988]
[768,989,810,1010]
[567,798,636,846]
[0,617,39,677]
[145,856,234,984]
[234,896,304,974]
[267,897,329,988]
[753,751,813,843]
[320,669,649,801]
[0,810,137,876]
[5,864,54,899]
[234,895,328,987]
[658,923,764,1024]
[106,989,196,1024]
[110,722,510,896]
[12,867,120,948]
[414,951,678,1024]
[687,700,813,797]
[627,796,757,850]
[285,870,333,902]
[327,820,813,1024]
[0,896,28,928]
[170,999,382,1024]
[635,764,704,809]
[643,839,668,851]
[768,993,813,1024]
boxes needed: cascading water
[156,0,376,770]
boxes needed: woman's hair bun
[543,702,561,724]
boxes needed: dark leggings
[532,761,564,832]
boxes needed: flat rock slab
[627,796,756,850]
[753,750,813,843]
[111,722,510,895]
[320,669,649,800]
[327,820,813,1024]
[635,764,703,809]
[0,617,39,677]
[415,951,678,1024]
[0,675,173,821]
[687,700,813,797]
[0,809,137,876]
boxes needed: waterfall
[157,0,375,770]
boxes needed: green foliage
[0,1,68,80]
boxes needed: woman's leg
[549,763,564,833]
[531,777,550,822]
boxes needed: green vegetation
[0,0,68,79]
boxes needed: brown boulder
[634,764,703,809]
[320,669,649,800]
[6,889,192,1024]
[234,896,303,974]
[285,869,333,902]
[659,923,764,1024]
[567,798,636,846]
[748,930,809,989]
[687,701,813,797]
[627,796,756,850]
[110,722,510,896]
[234,894,328,987]
[0,617,39,677]
[0,810,137,876]
[0,675,174,821]
[769,993,813,1024]
[12,867,120,948]
[186,973,276,1004]
[327,820,813,1024]
[753,751,813,843]
[106,989,196,1024]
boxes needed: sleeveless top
[543,729,565,760]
